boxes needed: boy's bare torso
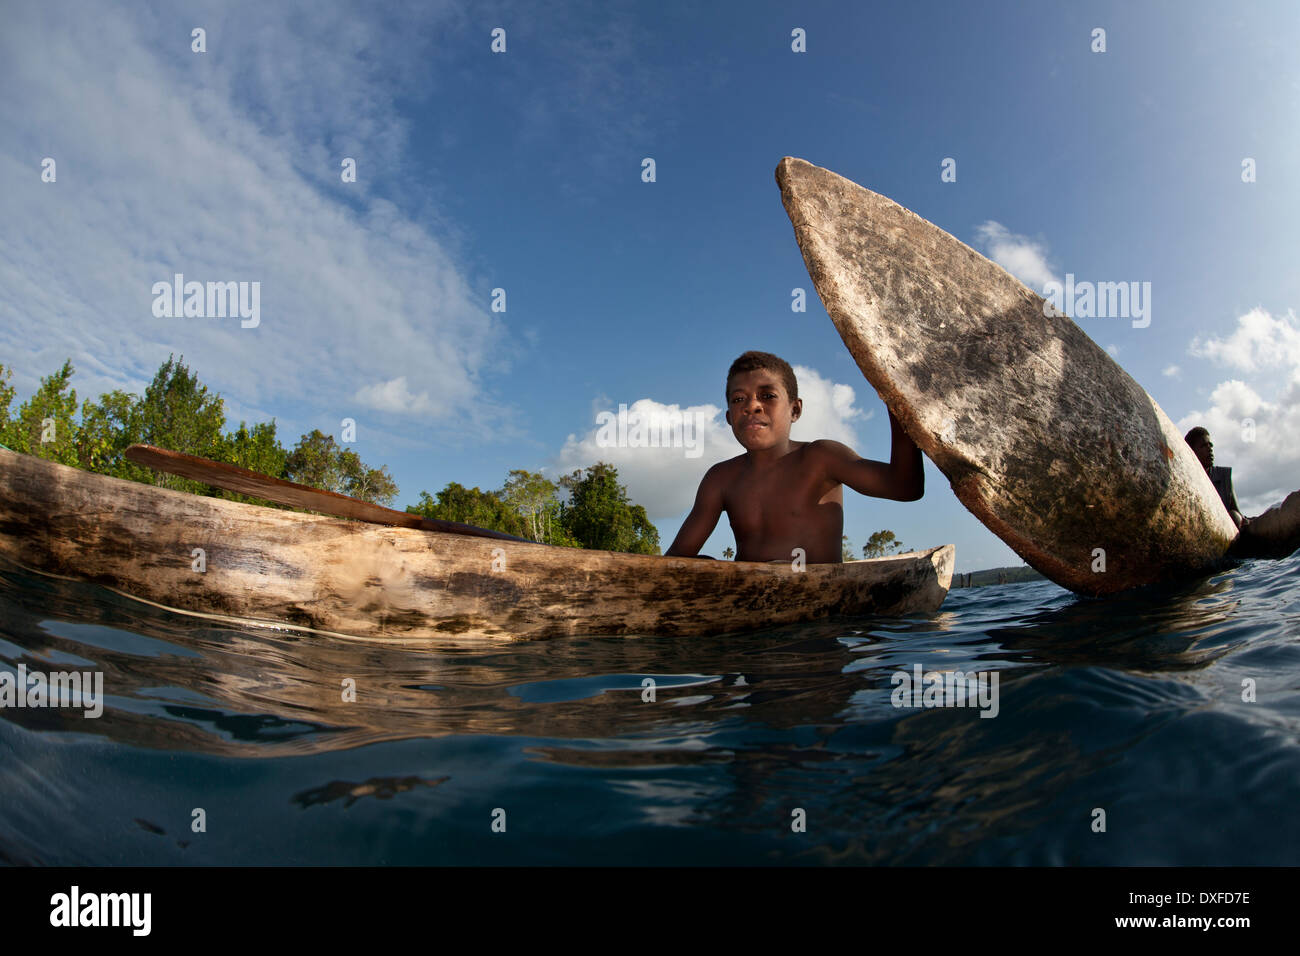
[664,361,923,564]
[710,441,844,564]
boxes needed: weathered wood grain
[776,157,1237,595]
[0,450,953,641]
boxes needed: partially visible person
[1185,426,1245,529]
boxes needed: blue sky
[3,0,1298,571]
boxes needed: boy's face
[725,368,801,450]
[1190,435,1214,469]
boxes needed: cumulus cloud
[1180,308,1300,512]
[552,365,870,519]
[1163,365,1181,377]
[1189,307,1300,372]
[972,221,1057,292]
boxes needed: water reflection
[4,553,1300,864]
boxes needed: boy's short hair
[727,351,798,401]
[1184,426,1210,445]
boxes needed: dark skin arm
[813,410,924,501]
[1223,478,1245,529]
[665,462,726,557]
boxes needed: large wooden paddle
[124,444,529,543]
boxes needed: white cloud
[789,364,871,445]
[1181,308,1300,512]
[1163,364,1181,377]
[1189,307,1300,372]
[972,221,1057,292]
[1106,344,1120,358]
[552,366,871,519]
[354,377,440,416]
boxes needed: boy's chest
[723,458,834,524]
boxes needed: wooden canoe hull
[0,450,954,641]
[776,157,1238,595]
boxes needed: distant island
[952,565,1047,588]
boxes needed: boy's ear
[790,398,802,421]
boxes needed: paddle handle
[124,444,530,543]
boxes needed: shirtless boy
[665,351,924,563]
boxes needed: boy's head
[725,351,801,450]
[1184,426,1213,469]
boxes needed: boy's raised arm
[817,410,924,501]
[665,465,726,557]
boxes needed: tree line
[0,357,658,554]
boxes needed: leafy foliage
[1,358,659,553]
[284,429,397,507]
[557,462,659,554]
[407,483,527,538]
[862,529,906,558]
[0,360,80,465]
[0,356,396,505]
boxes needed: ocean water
[1,553,1298,866]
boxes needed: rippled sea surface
[2,553,1298,866]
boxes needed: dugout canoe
[776,157,1239,596]
[0,449,954,641]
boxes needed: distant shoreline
[951,566,1046,589]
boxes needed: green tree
[138,355,226,457]
[284,429,397,506]
[2,360,80,465]
[111,355,229,493]
[1,357,405,510]
[841,535,854,562]
[502,469,567,544]
[77,389,141,476]
[214,420,290,505]
[722,546,735,560]
[338,446,398,507]
[221,420,287,478]
[558,462,660,554]
[0,364,16,443]
[284,429,345,492]
[862,530,905,558]
[407,483,526,537]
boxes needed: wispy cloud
[0,0,509,440]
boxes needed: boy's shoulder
[704,453,747,479]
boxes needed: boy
[666,351,924,563]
